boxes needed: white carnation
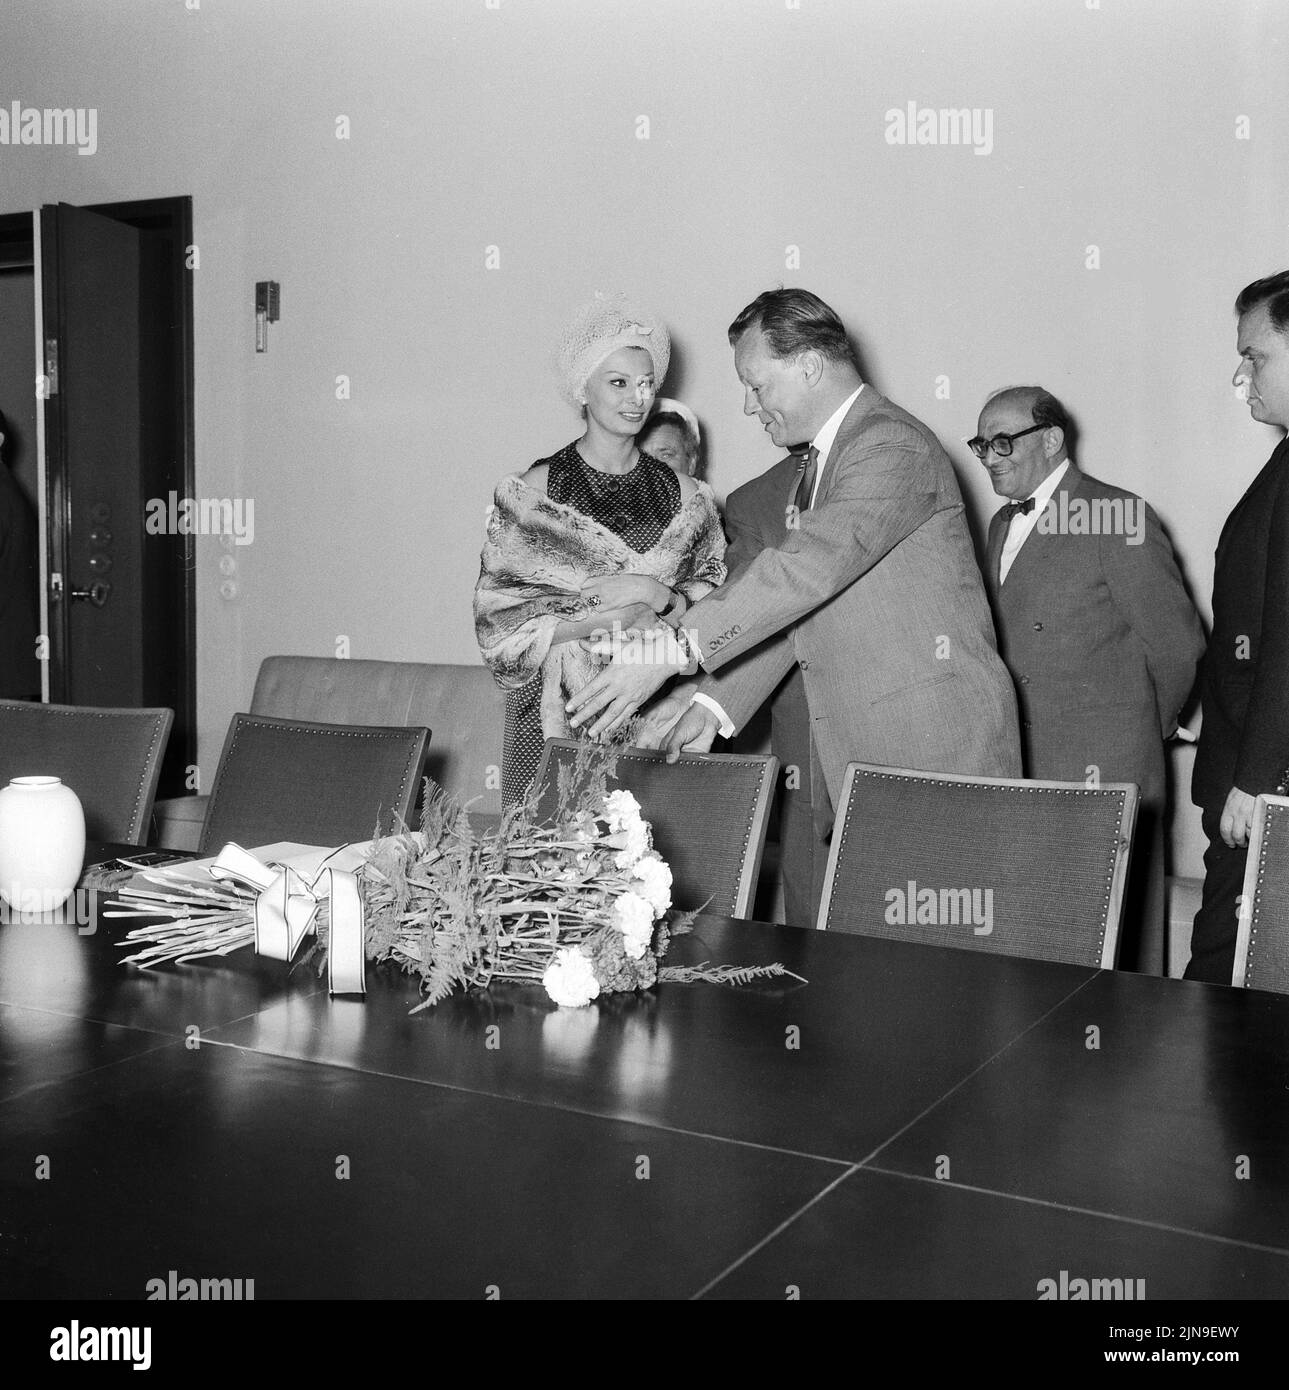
[613,890,655,959]
[603,789,643,833]
[612,817,651,870]
[631,855,672,917]
[542,947,601,1007]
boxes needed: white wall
[2,0,1286,875]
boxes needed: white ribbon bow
[209,843,366,995]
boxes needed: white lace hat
[554,292,671,409]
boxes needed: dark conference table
[1,846,1287,1303]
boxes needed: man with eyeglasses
[973,387,1202,974]
[1188,271,1289,986]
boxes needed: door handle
[69,581,112,608]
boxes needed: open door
[41,204,144,704]
[38,199,194,797]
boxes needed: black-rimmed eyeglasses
[966,423,1046,460]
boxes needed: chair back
[250,657,505,814]
[818,763,1138,968]
[199,714,429,854]
[531,739,778,919]
[1234,794,1289,992]
[0,700,173,845]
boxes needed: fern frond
[667,904,702,937]
[657,961,808,987]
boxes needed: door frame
[0,197,196,794]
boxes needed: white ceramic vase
[0,776,86,914]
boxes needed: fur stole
[474,473,726,739]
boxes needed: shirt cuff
[691,691,735,739]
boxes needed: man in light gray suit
[568,289,1021,922]
[976,386,1203,973]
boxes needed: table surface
[1,842,1287,1300]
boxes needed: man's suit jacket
[984,465,1203,809]
[687,387,1021,812]
[1193,437,1289,814]
[0,466,40,701]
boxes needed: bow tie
[1004,497,1036,520]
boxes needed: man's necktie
[794,445,820,514]
[1004,496,1036,522]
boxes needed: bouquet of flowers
[113,734,803,1011]
[360,739,687,1010]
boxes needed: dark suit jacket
[722,463,819,924]
[1193,437,1289,812]
[984,465,1202,809]
[0,466,40,701]
[721,454,813,785]
[686,387,1021,811]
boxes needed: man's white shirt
[998,459,1068,584]
[691,386,865,737]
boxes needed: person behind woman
[475,295,726,810]
[638,398,702,479]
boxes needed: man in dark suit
[1188,270,1289,985]
[569,289,1021,924]
[719,485,819,928]
[635,460,820,925]
[0,408,40,701]
[975,387,1203,973]
[635,463,820,926]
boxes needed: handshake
[567,633,718,757]
[579,620,699,671]
[567,572,719,752]
[569,666,721,758]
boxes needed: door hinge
[44,337,59,396]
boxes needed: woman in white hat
[475,294,726,810]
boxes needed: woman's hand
[580,603,658,645]
[550,603,657,650]
[581,573,669,614]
